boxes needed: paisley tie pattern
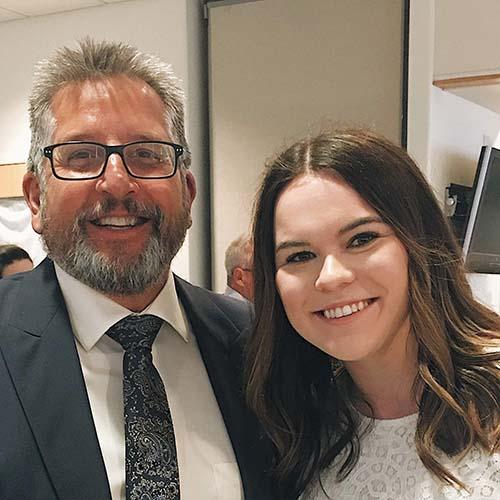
[106,314,180,500]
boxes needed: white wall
[406,0,434,176]
[430,0,500,312]
[0,198,44,264]
[429,88,500,313]
[429,87,500,205]
[0,0,208,283]
[209,0,405,292]
[467,273,500,313]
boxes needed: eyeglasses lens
[51,142,177,179]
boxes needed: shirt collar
[54,263,189,351]
[224,286,248,302]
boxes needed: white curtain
[0,197,46,264]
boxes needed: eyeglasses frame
[42,140,184,181]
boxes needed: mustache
[77,197,163,223]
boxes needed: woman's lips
[318,298,376,319]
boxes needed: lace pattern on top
[302,413,500,500]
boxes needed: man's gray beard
[39,196,190,295]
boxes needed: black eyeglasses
[42,141,184,180]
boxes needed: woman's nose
[314,254,355,291]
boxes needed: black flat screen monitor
[462,145,500,273]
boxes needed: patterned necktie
[106,314,180,500]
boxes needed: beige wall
[434,0,500,77]
[0,164,24,198]
[209,0,405,291]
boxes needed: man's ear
[22,172,43,234]
[185,171,197,208]
[232,267,245,287]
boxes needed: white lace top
[302,413,499,500]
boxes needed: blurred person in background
[224,233,254,302]
[0,244,33,277]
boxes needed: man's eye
[349,232,378,248]
[135,149,158,160]
[286,251,315,263]
[68,149,93,160]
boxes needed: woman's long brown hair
[246,130,500,499]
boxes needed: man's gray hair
[224,234,252,283]
[27,37,191,178]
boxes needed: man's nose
[314,254,355,291]
[96,153,138,199]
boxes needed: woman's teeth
[322,300,370,319]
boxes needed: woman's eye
[286,251,315,263]
[349,232,378,248]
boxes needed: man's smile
[90,215,149,228]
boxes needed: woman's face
[274,172,411,364]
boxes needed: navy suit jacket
[0,259,275,500]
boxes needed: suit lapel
[0,260,111,500]
[174,276,274,500]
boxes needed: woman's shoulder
[438,447,499,499]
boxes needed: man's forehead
[48,74,171,142]
[51,75,162,110]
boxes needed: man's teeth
[93,216,139,227]
[323,300,370,319]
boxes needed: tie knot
[106,314,163,352]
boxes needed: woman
[246,130,499,499]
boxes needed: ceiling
[0,0,128,22]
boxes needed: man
[224,234,254,302]
[0,39,273,500]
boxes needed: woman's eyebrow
[338,216,383,235]
[275,240,309,254]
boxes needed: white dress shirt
[223,286,248,303]
[55,264,243,500]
